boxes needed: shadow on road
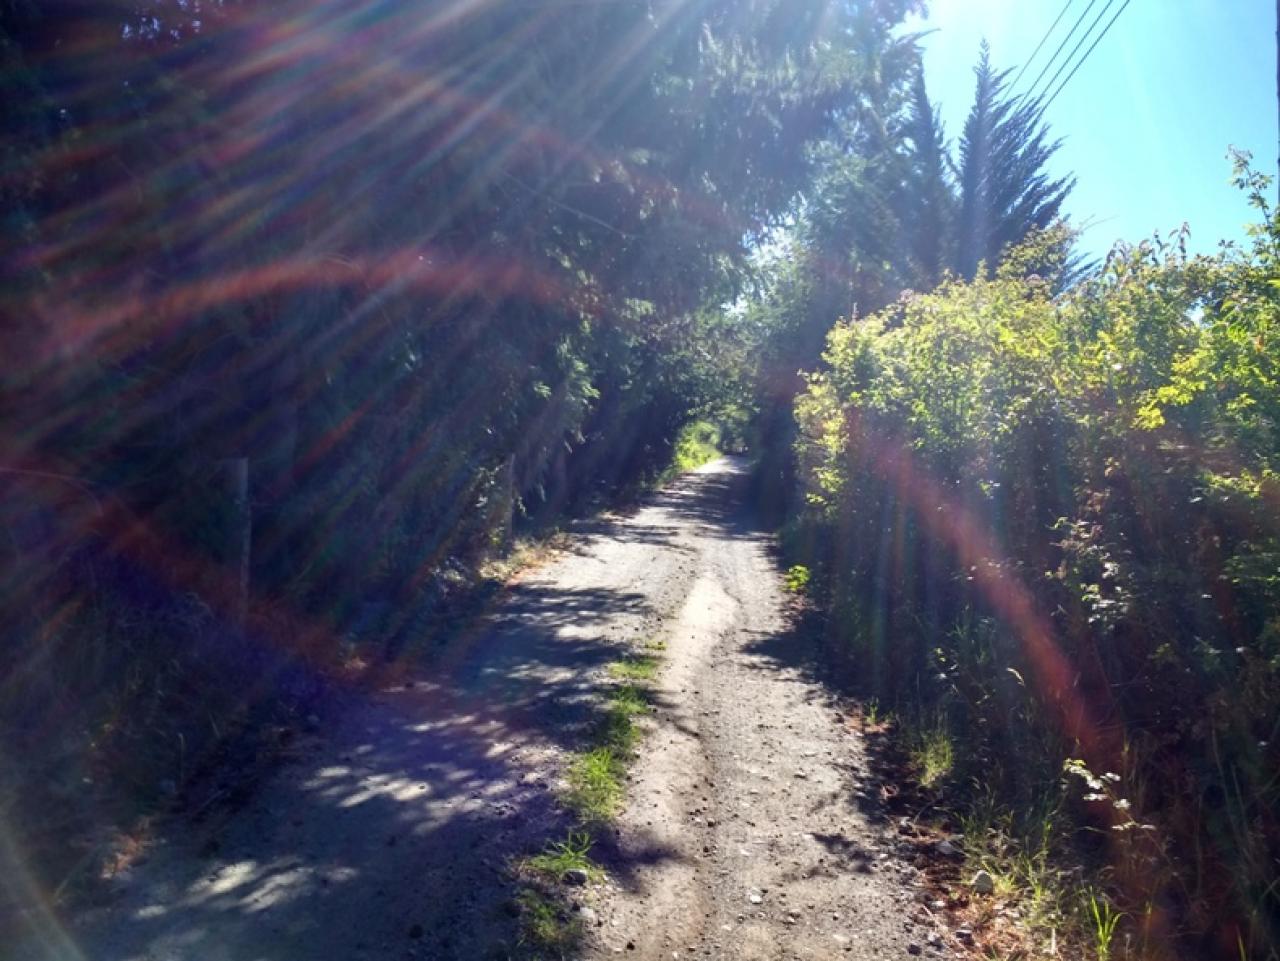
[22,583,671,960]
[740,607,911,830]
[17,463,775,960]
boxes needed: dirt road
[22,459,940,961]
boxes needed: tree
[0,0,932,887]
[902,67,956,289]
[955,42,1074,279]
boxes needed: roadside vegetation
[665,421,724,478]
[782,164,1280,958]
[514,650,662,954]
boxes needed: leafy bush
[784,564,812,594]
[790,160,1280,953]
[669,421,723,475]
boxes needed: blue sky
[906,0,1276,259]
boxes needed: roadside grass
[1082,887,1124,960]
[524,830,599,880]
[564,681,651,821]
[906,713,954,789]
[566,747,627,822]
[945,784,1131,959]
[515,886,583,956]
[478,530,573,584]
[857,696,888,731]
[515,830,603,955]
[607,655,659,682]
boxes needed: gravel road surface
[18,459,943,961]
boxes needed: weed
[1083,888,1123,960]
[516,887,582,955]
[608,655,659,682]
[783,564,811,594]
[907,712,954,788]
[642,638,667,652]
[525,831,598,880]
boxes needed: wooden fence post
[220,457,250,629]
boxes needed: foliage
[955,42,1074,280]
[744,42,1075,517]
[784,564,812,594]
[0,0,922,890]
[668,421,722,477]
[790,166,1280,954]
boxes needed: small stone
[908,943,922,955]
[577,906,599,926]
[563,868,590,886]
[937,839,958,857]
[748,892,764,905]
[971,870,995,895]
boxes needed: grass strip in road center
[514,648,663,955]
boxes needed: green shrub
[670,420,722,473]
[783,564,811,594]
[789,163,1280,952]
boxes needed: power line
[1018,0,1100,102]
[1037,0,1134,118]
[1027,0,1118,105]
[1008,0,1077,95]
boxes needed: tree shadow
[642,459,763,544]
[11,577,675,960]
[738,608,907,830]
[10,462,775,960]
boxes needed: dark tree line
[2,0,927,892]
